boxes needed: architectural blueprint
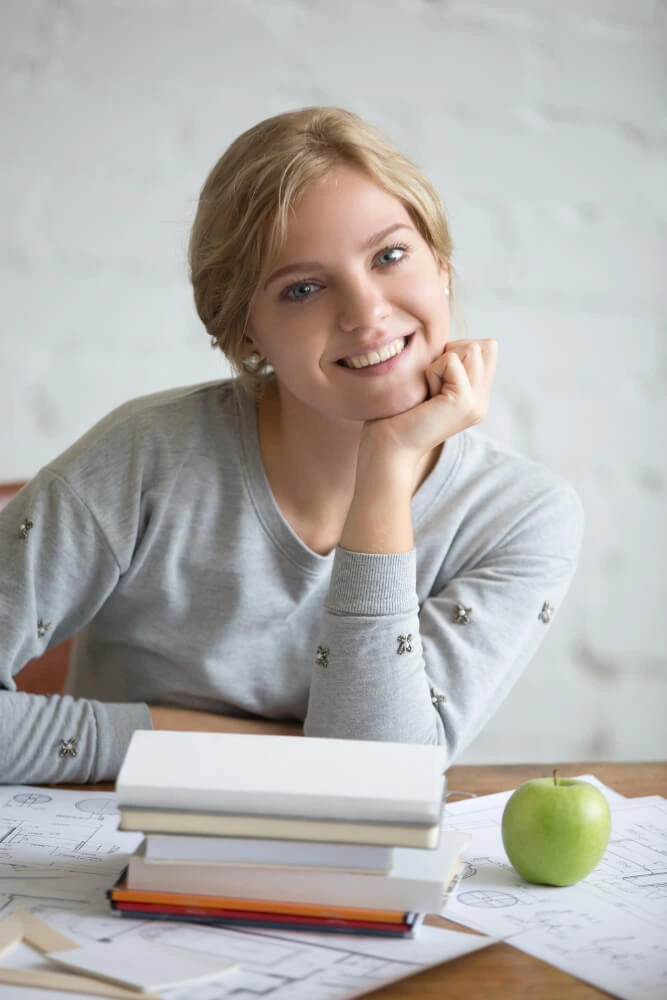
[442,777,667,1000]
[0,786,141,902]
[0,786,496,1000]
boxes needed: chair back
[0,481,26,511]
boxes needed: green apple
[501,770,611,886]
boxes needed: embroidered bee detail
[538,601,555,623]
[315,645,330,668]
[454,602,472,625]
[430,686,447,707]
[58,737,79,758]
[18,518,33,539]
[37,619,52,638]
[396,634,413,655]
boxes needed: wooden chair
[0,481,72,694]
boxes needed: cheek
[418,288,450,364]
[410,278,449,338]
[400,266,447,309]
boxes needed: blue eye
[282,281,319,302]
[376,244,408,266]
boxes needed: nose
[336,275,391,334]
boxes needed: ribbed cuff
[326,547,418,617]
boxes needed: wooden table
[68,761,665,999]
[370,761,666,999]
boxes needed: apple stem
[553,768,559,786]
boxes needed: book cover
[125,830,468,913]
[109,899,417,937]
[118,808,441,848]
[109,872,411,923]
[143,833,393,871]
[116,731,446,825]
[111,905,416,937]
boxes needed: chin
[386,381,430,415]
[359,384,429,422]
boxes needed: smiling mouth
[339,336,408,369]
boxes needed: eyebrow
[262,222,413,290]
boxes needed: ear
[241,333,262,361]
[438,260,451,297]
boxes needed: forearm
[0,691,149,785]
[304,547,445,747]
[150,706,302,736]
[340,441,415,555]
[312,443,440,744]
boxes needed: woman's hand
[426,337,498,434]
[366,338,499,464]
[340,338,498,555]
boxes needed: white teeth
[343,337,406,369]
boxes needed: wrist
[356,427,422,494]
[340,452,415,555]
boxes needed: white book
[144,834,393,871]
[116,731,447,826]
[126,829,469,914]
[118,808,441,848]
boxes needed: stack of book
[110,732,465,938]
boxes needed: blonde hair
[188,106,454,395]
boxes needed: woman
[0,107,583,784]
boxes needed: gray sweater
[0,380,583,784]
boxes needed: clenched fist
[363,338,498,470]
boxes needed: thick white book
[144,834,393,871]
[116,731,447,826]
[126,829,469,914]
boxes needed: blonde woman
[0,108,583,783]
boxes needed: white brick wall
[2,0,665,763]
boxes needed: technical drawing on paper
[457,889,519,908]
[5,899,494,1000]
[0,785,141,902]
[10,793,52,807]
[75,797,120,817]
[443,785,667,1000]
[0,786,497,1000]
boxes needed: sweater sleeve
[304,480,584,767]
[0,472,152,784]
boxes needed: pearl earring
[243,351,264,369]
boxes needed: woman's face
[248,165,450,424]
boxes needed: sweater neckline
[232,380,463,572]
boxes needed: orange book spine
[109,876,406,924]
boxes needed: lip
[337,334,409,365]
[337,333,414,376]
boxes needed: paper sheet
[442,775,667,1000]
[47,938,238,991]
[0,786,142,901]
[0,786,498,1000]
